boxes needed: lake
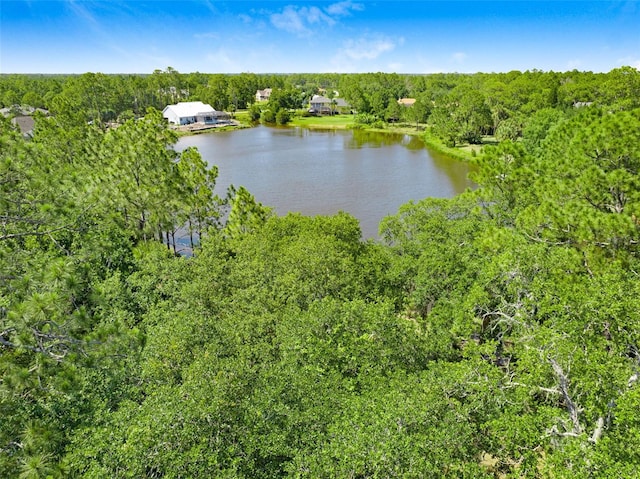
[176,126,475,239]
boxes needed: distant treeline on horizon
[1,66,639,136]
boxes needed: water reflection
[403,135,427,150]
[430,151,477,194]
[176,126,475,239]
[347,129,406,148]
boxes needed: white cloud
[271,7,306,34]
[66,0,99,26]
[305,6,332,25]
[325,1,364,16]
[341,36,397,60]
[201,0,219,15]
[330,35,399,72]
[270,2,363,36]
[270,5,334,35]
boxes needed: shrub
[275,108,291,125]
[260,109,276,124]
[354,113,377,125]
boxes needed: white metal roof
[163,101,216,118]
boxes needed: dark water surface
[176,126,475,239]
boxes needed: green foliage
[495,116,522,142]
[384,98,403,122]
[248,102,262,121]
[338,72,407,116]
[268,87,305,111]
[353,112,377,125]
[177,147,220,247]
[97,109,181,239]
[521,107,566,154]
[430,85,492,146]
[517,108,640,258]
[275,108,291,125]
[405,93,432,127]
[224,185,272,239]
[0,102,217,476]
[260,108,276,124]
[293,368,491,478]
[470,140,531,215]
[3,68,640,477]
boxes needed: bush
[248,104,262,121]
[354,113,377,125]
[275,108,291,125]
[460,130,482,145]
[260,109,276,124]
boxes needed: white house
[255,88,272,102]
[162,101,220,125]
[308,95,351,115]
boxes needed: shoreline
[172,120,251,136]
[290,116,477,162]
[176,115,478,162]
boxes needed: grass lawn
[458,135,497,155]
[368,123,425,136]
[289,114,355,129]
[234,110,253,124]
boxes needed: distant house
[1,105,49,136]
[397,98,416,107]
[309,95,331,114]
[162,101,227,125]
[255,88,272,102]
[308,95,351,115]
[0,105,49,117]
[12,116,36,136]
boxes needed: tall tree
[97,109,180,242]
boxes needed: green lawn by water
[289,114,354,129]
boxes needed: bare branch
[547,425,582,438]
[549,357,583,435]
[590,416,605,443]
[522,231,572,246]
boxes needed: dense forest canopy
[2,67,640,127]
[2,68,640,477]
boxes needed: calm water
[176,126,475,239]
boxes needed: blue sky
[1,1,639,74]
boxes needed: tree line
[3,67,640,134]
[1,68,640,477]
